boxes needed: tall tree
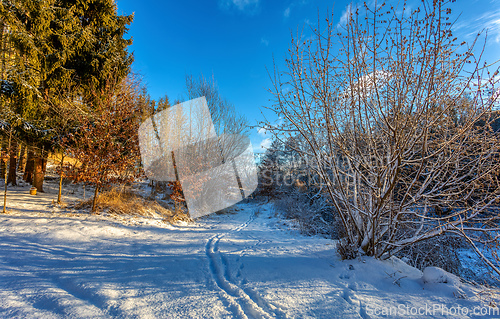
[0,0,134,192]
[257,139,285,198]
[155,95,171,113]
[185,74,248,137]
[6,138,16,185]
[59,0,133,106]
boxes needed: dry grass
[47,152,80,167]
[74,187,192,224]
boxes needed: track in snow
[205,212,287,319]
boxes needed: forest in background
[0,0,248,214]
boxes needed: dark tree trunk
[0,139,6,178]
[33,155,46,193]
[3,131,11,213]
[23,148,34,184]
[17,143,26,172]
[7,139,17,186]
[149,180,157,199]
[0,155,5,178]
[92,185,100,212]
[57,154,64,204]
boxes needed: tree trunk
[92,185,100,213]
[43,154,47,174]
[3,130,12,214]
[7,139,17,186]
[0,21,6,81]
[33,155,46,193]
[57,153,64,204]
[0,155,5,178]
[23,148,34,184]
[17,143,26,173]
[0,138,5,178]
[149,180,157,199]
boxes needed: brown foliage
[62,75,143,212]
[167,180,185,204]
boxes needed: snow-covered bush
[422,267,461,286]
[397,235,464,279]
[275,190,339,238]
[264,0,500,277]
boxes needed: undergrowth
[74,187,191,223]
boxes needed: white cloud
[284,7,291,18]
[219,0,260,12]
[484,14,500,43]
[454,7,500,43]
[261,37,269,46]
[341,70,391,101]
[338,3,354,27]
[338,1,387,28]
[254,126,271,153]
[257,127,267,135]
[283,1,311,20]
[254,118,282,152]
[259,138,272,150]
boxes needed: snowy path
[0,197,499,318]
[201,206,361,319]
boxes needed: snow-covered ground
[0,186,499,318]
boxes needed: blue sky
[115,0,500,153]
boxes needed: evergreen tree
[0,0,134,192]
[257,139,285,198]
[155,95,171,113]
[59,0,133,105]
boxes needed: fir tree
[0,0,134,192]
[257,139,285,198]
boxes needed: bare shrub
[276,190,340,239]
[337,238,359,260]
[397,235,465,276]
[62,74,144,212]
[265,0,500,277]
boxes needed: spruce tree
[0,0,134,192]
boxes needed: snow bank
[423,267,461,285]
[0,188,499,318]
